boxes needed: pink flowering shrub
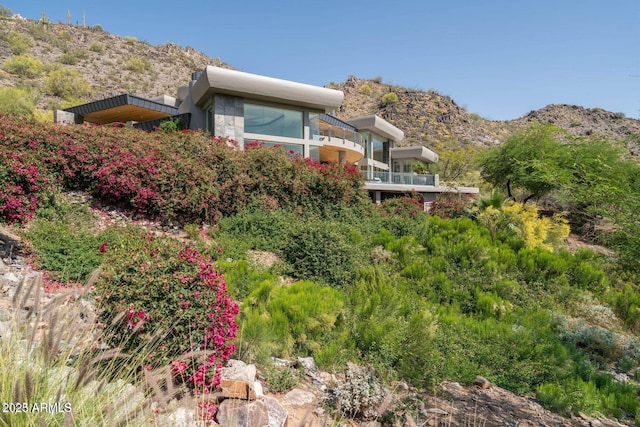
[97,228,238,393]
[429,193,475,219]
[0,148,51,224]
[0,115,366,224]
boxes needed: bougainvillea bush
[97,227,238,393]
[0,114,367,224]
[0,147,52,224]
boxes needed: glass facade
[309,145,320,162]
[253,140,304,157]
[244,103,303,139]
[372,135,389,164]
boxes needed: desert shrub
[97,229,238,394]
[0,87,37,117]
[124,35,137,44]
[427,310,572,393]
[381,92,399,105]
[89,42,105,53]
[349,267,437,384]
[2,55,44,78]
[332,363,387,420]
[239,280,346,358]
[23,218,105,283]
[125,57,151,73]
[358,83,372,95]
[3,31,32,54]
[58,48,88,65]
[282,221,358,286]
[217,206,297,252]
[45,68,90,99]
[555,316,640,367]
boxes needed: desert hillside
[1,16,638,151]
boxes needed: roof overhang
[345,115,404,142]
[64,94,178,124]
[390,146,439,164]
[363,182,479,194]
[191,66,344,112]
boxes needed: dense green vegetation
[4,116,640,423]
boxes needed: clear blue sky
[4,1,639,120]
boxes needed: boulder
[217,399,269,427]
[222,360,257,383]
[473,375,492,389]
[262,396,287,427]
[296,356,317,372]
[220,379,256,400]
[284,388,315,406]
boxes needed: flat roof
[390,146,439,164]
[191,66,344,112]
[345,115,404,142]
[64,94,178,124]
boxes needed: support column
[338,150,346,165]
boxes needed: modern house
[59,66,478,206]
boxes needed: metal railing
[312,117,364,148]
[362,171,436,186]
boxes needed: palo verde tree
[479,124,572,202]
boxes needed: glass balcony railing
[310,115,364,149]
[362,171,437,186]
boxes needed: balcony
[362,171,438,186]
[312,114,365,163]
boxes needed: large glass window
[309,145,320,162]
[252,140,304,157]
[309,113,320,140]
[244,103,303,139]
[372,135,389,164]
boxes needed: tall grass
[0,270,152,426]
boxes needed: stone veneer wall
[214,94,244,149]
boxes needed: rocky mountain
[331,76,640,149]
[1,16,638,149]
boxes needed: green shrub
[0,87,36,117]
[358,83,372,95]
[2,55,44,78]
[158,117,186,132]
[239,280,347,359]
[349,267,437,385]
[24,220,105,283]
[45,67,90,99]
[58,49,88,65]
[125,57,151,73]
[89,42,105,53]
[282,221,359,286]
[3,31,32,54]
[217,206,297,252]
[381,92,399,105]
